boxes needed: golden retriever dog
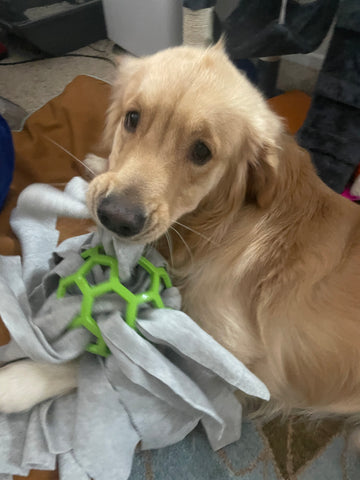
[2,42,360,431]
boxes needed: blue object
[0,115,15,211]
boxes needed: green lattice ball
[57,245,172,357]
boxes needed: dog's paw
[0,360,78,414]
[0,361,46,413]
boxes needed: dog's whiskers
[169,226,193,264]
[174,220,218,246]
[165,231,174,268]
[43,135,96,177]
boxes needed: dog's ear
[212,35,226,52]
[102,55,139,150]
[244,115,284,209]
[246,142,280,208]
[113,54,134,69]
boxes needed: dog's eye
[124,111,140,132]
[191,141,212,166]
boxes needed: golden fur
[87,43,360,419]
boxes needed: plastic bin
[0,0,107,56]
[102,0,182,57]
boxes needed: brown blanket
[0,77,313,480]
[0,75,111,257]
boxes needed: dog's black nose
[97,194,146,237]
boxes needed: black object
[0,41,7,59]
[0,53,115,66]
[183,0,216,10]
[213,0,339,59]
[298,0,360,193]
[256,59,280,98]
[232,58,258,86]
[0,0,107,56]
[185,0,339,97]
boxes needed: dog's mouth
[95,201,168,245]
[98,220,168,245]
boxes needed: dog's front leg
[0,360,78,413]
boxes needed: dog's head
[87,42,283,242]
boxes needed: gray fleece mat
[0,177,269,480]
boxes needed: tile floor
[0,36,118,128]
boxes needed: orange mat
[0,78,310,480]
[268,90,311,135]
